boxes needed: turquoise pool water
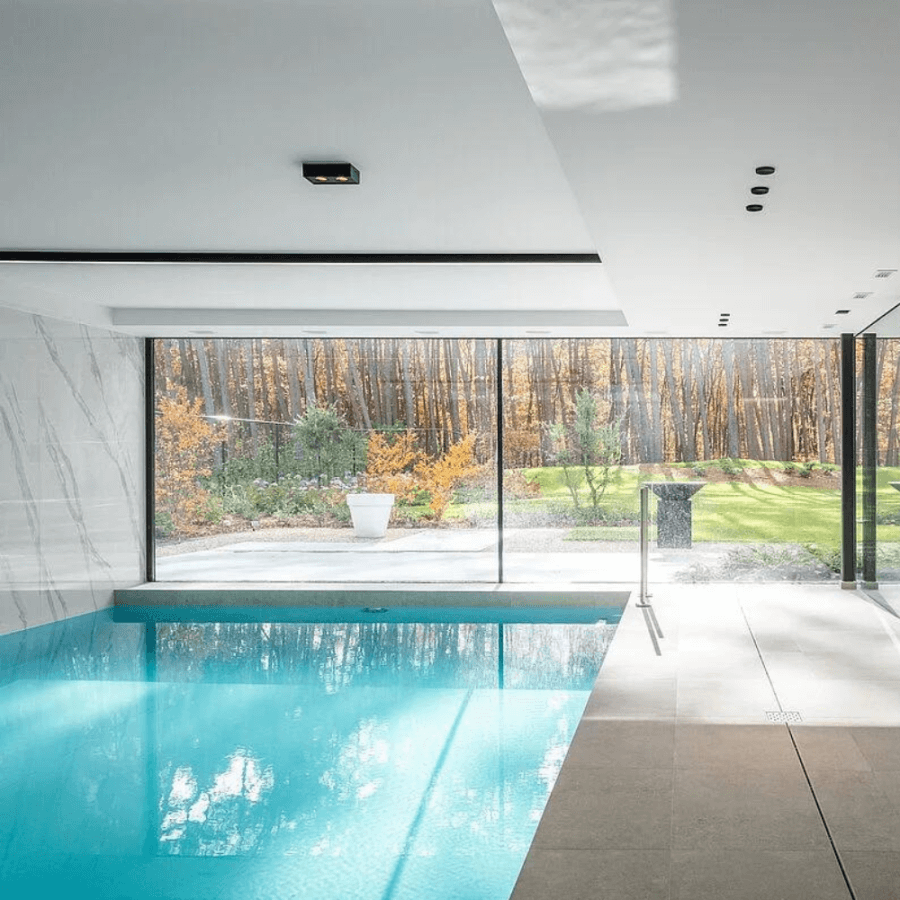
[0,606,621,900]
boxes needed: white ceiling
[1,0,899,337]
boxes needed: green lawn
[447,462,900,550]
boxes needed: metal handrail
[639,484,650,604]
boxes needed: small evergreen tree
[548,389,623,509]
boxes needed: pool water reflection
[0,609,620,900]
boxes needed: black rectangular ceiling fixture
[302,161,360,185]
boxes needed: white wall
[0,306,145,634]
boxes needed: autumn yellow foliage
[364,431,422,502]
[155,386,219,532]
[415,435,482,520]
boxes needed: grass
[447,461,900,550]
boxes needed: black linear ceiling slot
[0,251,602,264]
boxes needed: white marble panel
[0,307,145,634]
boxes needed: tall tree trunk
[692,341,712,459]
[242,340,259,453]
[285,340,302,420]
[721,341,740,457]
[648,340,663,461]
[662,342,688,461]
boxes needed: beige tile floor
[510,584,900,900]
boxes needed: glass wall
[153,338,842,584]
[153,339,497,582]
[501,339,842,584]
[864,338,900,584]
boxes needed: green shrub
[718,457,744,477]
[292,404,368,484]
[155,510,175,538]
[202,495,224,524]
[222,484,257,519]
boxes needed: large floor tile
[674,723,799,771]
[583,677,676,719]
[670,849,850,900]
[807,770,900,852]
[509,848,670,900]
[533,767,673,850]
[564,720,675,769]
[672,767,829,851]
[850,726,900,770]
[840,851,900,900]
[790,725,872,772]
[675,677,777,720]
[774,679,900,722]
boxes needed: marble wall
[0,306,145,634]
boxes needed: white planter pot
[346,493,395,538]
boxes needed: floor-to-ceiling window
[153,338,497,582]
[502,338,842,584]
[152,337,842,584]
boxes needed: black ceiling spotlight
[750,186,769,195]
[746,204,764,212]
[302,161,360,185]
[755,165,776,175]
[836,309,850,315]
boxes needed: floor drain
[765,710,803,723]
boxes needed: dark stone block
[645,482,705,549]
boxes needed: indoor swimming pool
[0,605,622,899]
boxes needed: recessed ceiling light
[755,165,776,175]
[525,330,551,335]
[750,186,769,195]
[302,161,360,185]
[875,269,897,279]
[190,329,215,335]
[762,330,786,335]
[415,330,439,335]
[718,323,728,327]
[302,329,327,335]
[822,324,836,329]
[853,292,872,300]
[720,313,731,317]
[746,204,764,212]
[835,310,850,315]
